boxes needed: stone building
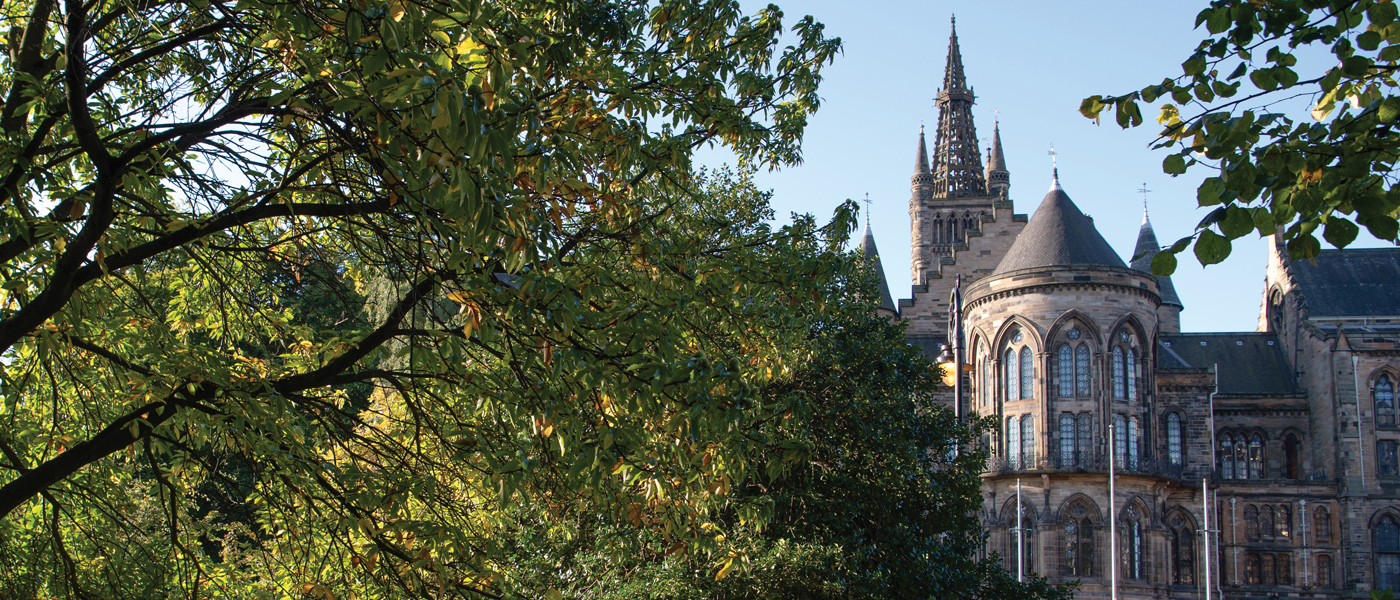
[866,20,1400,599]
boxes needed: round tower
[963,172,1174,594]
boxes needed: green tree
[1082,0,1400,272]
[494,254,1072,600]
[0,0,844,597]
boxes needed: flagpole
[1203,477,1211,600]
[1109,420,1117,600]
[1017,477,1024,582]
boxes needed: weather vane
[1047,144,1057,169]
[1138,182,1152,215]
[864,192,872,227]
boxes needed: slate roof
[861,223,898,314]
[914,126,930,175]
[987,122,1007,173]
[1129,215,1183,308]
[1157,333,1299,395]
[1289,248,1400,318]
[992,172,1127,274]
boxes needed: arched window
[1008,415,1021,469]
[1262,553,1276,584]
[948,217,957,244]
[1077,413,1093,468]
[1245,504,1260,541]
[1220,434,1235,479]
[1057,345,1073,398]
[1314,506,1331,541]
[1113,347,1126,400]
[1128,417,1140,470]
[1318,554,1333,588]
[1279,553,1292,585]
[1380,439,1398,476]
[1170,513,1195,584]
[1246,552,1260,584]
[1249,433,1265,479]
[1126,348,1137,400]
[932,216,944,244]
[1005,348,1019,402]
[1065,506,1095,577]
[1378,375,1396,427]
[1167,413,1184,465]
[1060,413,1076,468]
[1075,344,1091,396]
[1115,415,1128,467]
[1020,346,1034,400]
[1276,504,1291,539]
[1284,433,1301,479]
[1021,415,1036,468]
[1377,515,1400,591]
[1123,506,1144,579]
[1260,505,1274,540]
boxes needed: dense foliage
[495,268,1072,600]
[1082,0,1400,272]
[0,0,850,596]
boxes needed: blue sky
[695,0,1392,334]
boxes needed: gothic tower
[903,19,1025,340]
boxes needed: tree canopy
[1082,0,1400,272]
[0,0,856,596]
[491,269,1071,600]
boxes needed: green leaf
[1286,233,1322,260]
[1360,31,1383,51]
[1183,54,1207,76]
[1359,214,1399,241]
[1250,68,1277,90]
[1220,205,1254,238]
[1342,56,1372,77]
[1079,96,1106,120]
[1322,217,1360,248]
[1379,97,1400,123]
[1207,9,1230,34]
[1252,207,1277,235]
[1197,177,1224,206]
[1194,230,1232,265]
[1150,250,1179,276]
[1227,62,1248,80]
[1164,154,1187,175]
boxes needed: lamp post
[936,275,965,423]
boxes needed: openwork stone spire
[931,17,987,198]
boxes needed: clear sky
[695,0,1393,334]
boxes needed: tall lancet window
[1115,415,1128,467]
[1167,412,1184,465]
[1112,347,1126,400]
[1378,375,1396,427]
[1057,345,1074,398]
[1020,346,1034,401]
[1126,348,1137,400]
[1021,415,1035,468]
[1075,344,1091,396]
[1127,417,1140,470]
[1005,349,1019,402]
[1077,414,1093,467]
[1007,415,1021,469]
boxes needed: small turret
[1130,206,1184,333]
[986,121,1009,199]
[861,223,899,319]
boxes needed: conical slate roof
[992,171,1126,274]
[861,224,898,314]
[1130,212,1183,308]
[987,122,1007,173]
[914,126,930,175]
